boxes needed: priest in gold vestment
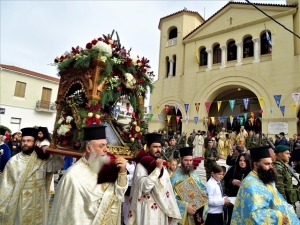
[48,124,128,225]
[0,127,64,225]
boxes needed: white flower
[113,76,119,81]
[116,58,123,64]
[131,55,138,65]
[112,57,118,63]
[92,41,112,57]
[73,54,81,60]
[131,55,142,66]
[66,116,73,123]
[101,56,107,62]
[124,73,135,82]
[57,125,70,136]
[124,73,136,89]
[58,118,64,124]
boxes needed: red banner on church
[205,102,211,114]
[165,105,169,114]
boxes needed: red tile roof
[183,1,297,40]
[158,8,205,29]
[0,64,60,83]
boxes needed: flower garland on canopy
[52,30,154,154]
[53,30,154,118]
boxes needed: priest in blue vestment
[170,147,208,225]
[231,146,300,225]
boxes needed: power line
[245,0,300,39]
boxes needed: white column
[168,59,174,77]
[220,46,227,69]
[235,42,243,66]
[252,37,260,63]
[206,49,212,71]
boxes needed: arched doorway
[208,86,261,133]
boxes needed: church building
[149,0,300,136]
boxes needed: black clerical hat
[179,147,193,157]
[21,127,38,138]
[83,124,106,141]
[145,133,162,146]
[38,126,49,133]
[249,146,270,160]
[0,128,5,135]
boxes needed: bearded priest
[0,127,64,225]
[48,124,128,225]
[170,147,208,225]
[127,133,182,225]
[231,146,300,225]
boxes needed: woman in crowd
[224,152,251,225]
[8,132,21,156]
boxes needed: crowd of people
[1,125,300,225]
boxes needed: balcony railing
[167,38,177,47]
[35,100,56,113]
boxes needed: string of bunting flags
[147,93,300,124]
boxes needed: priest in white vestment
[193,131,204,157]
[48,124,128,225]
[0,127,64,225]
[127,133,181,225]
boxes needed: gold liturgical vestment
[48,157,128,225]
[0,151,64,225]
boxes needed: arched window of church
[169,28,177,39]
[213,44,221,64]
[172,55,176,76]
[167,28,178,47]
[166,56,170,77]
[199,47,207,66]
[243,36,254,58]
[260,31,272,55]
[227,41,237,61]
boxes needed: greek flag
[265,24,272,52]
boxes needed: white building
[0,64,59,133]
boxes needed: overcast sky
[1,0,286,78]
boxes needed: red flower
[71,46,80,54]
[86,43,92,49]
[136,79,143,85]
[91,39,98,45]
